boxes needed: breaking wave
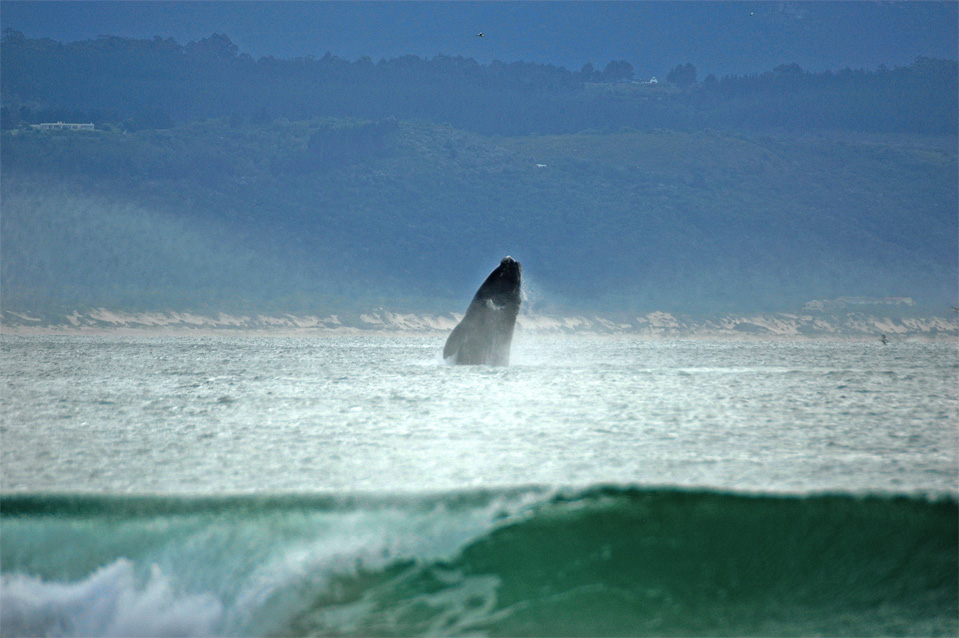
[2,486,956,636]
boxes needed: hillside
[2,119,956,319]
[2,31,956,137]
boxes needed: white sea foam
[0,560,222,637]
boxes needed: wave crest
[1,559,222,637]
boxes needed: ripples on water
[2,334,956,495]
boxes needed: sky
[2,1,957,79]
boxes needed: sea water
[1,335,957,636]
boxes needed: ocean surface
[1,334,957,636]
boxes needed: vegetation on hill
[0,30,955,318]
[1,30,956,136]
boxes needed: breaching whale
[443,256,522,366]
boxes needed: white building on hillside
[31,122,95,131]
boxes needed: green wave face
[2,487,957,637]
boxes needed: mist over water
[0,179,312,312]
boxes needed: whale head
[482,256,522,305]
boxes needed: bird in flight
[476,32,485,37]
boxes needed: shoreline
[2,309,956,341]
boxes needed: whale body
[444,256,522,366]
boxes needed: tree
[1,28,25,43]
[602,60,634,83]
[185,33,239,59]
[667,63,697,88]
[579,62,597,82]
[773,63,803,76]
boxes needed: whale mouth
[499,256,521,276]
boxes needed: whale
[444,256,522,366]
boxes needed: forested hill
[1,30,956,136]
[0,31,956,320]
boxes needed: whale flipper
[444,256,522,366]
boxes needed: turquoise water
[1,335,957,635]
[2,488,956,636]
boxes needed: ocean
[1,334,957,636]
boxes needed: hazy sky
[2,2,957,78]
